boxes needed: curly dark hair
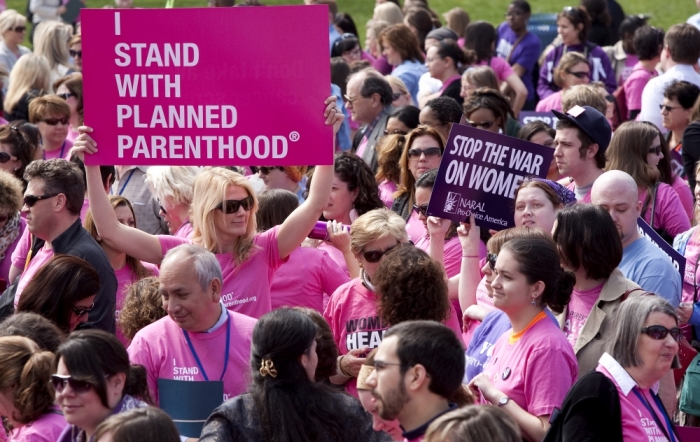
[118,277,167,342]
[293,307,338,382]
[334,152,385,216]
[374,246,451,327]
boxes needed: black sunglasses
[566,70,590,79]
[0,152,14,163]
[11,26,25,33]
[41,117,69,126]
[384,129,408,136]
[24,193,59,207]
[69,49,82,58]
[72,302,94,318]
[215,196,254,214]
[57,93,74,100]
[467,120,494,130]
[412,204,429,217]
[407,147,441,159]
[362,243,401,263]
[641,325,682,341]
[258,166,285,175]
[487,252,498,271]
[50,374,96,394]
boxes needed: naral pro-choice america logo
[444,191,461,214]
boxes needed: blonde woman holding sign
[73,96,344,320]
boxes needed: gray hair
[607,294,679,368]
[349,69,394,106]
[162,244,222,291]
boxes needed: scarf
[0,212,20,261]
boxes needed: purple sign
[519,111,559,128]
[427,124,555,230]
[670,149,685,179]
[636,217,685,280]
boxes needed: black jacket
[33,219,117,333]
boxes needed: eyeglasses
[659,104,682,112]
[158,201,167,214]
[215,196,254,214]
[344,94,361,104]
[487,252,498,271]
[467,120,495,130]
[641,325,682,341]
[11,26,25,33]
[0,152,15,163]
[50,374,96,394]
[258,166,285,175]
[384,129,408,136]
[361,243,401,263]
[412,204,429,217]
[649,146,662,155]
[72,302,94,317]
[69,49,82,58]
[41,117,69,126]
[57,93,74,100]
[372,360,402,371]
[407,147,441,159]
[23,193,59,207]
[566,70,590,79]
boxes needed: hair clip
[259,359,278,378]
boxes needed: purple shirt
[496,23,541,101]
[538,43,617,99]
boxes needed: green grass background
[6,0,697,43]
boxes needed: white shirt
[639,64,700,133]
[598,352,660,395]
[688,12,700,31]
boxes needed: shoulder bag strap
[506,32,528,65]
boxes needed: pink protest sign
[81,6,332,166]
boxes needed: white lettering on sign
[115,43,199,67]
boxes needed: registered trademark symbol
[289,131,300,142]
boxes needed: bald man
[591,170,681,309]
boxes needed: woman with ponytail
[54,330,151,442]
[0,336,65,441]
[552,203,641,375]
[199,308,389,442]
[467,236,578,442]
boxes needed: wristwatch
[497,396,511,407]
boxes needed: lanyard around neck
[632,388,676,442]
[181,312,231,382]
[117,169,136,196]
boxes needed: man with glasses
[346,69,395,171]
[365,321,464,442]
[640,23,700,132]
[551,105,611,203]
[12,159,117,332]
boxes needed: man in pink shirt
[366,321,464,442]
[127,244,256,438]
[551,105,611,202]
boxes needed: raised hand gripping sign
[427,124,554,231]
[81,6,332,166]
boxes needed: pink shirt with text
[638,183,691,237]
[127,312,256,405]
[115,262,160,346]
[270,246,350,312]
[158,226,285,318]
[8,408,66,442]
[483,314,578,416]
[563,283,603,346]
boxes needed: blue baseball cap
[552,105,612,153]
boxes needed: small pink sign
[81,6,332,166]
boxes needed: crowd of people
[1,0,700,441]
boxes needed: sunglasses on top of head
[215,196,254,213]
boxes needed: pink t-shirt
[158,226,285,319]
[535,91,562,112]
[115,262,160,346]
[623,63,656,119]
[566,181,592,203]
[14,247,54,307]
[270,246,350,312]
[463,274,498,344]
[318,242,349,276]
[378,180,397,209]
[681,230,700,304]
[563,283,603,346]
[671,175,693,222]
[414,234,462,278]
[174,220,194,239]
[127,311,256,405]
[618,55,639,85]
[324,279,462,396]
[638,183,691,237]
[405,210,427,243]
[8,408,66,442]
[477,57,515,84]
[42,140,73,160]
[483,313,578,416]
[0,217,25,284]
[10,226,31,271]
[597,355,672,442]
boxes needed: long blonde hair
[33,21,72,71]
[3,54,50,114]
[191,167,259,265]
